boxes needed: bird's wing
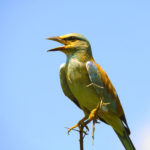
[59,63,81,108]
[86,61,130,134]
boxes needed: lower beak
[46,36,66,52]
[47,46,66,52]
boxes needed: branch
[79,125,84,150]
[79,120,91,150]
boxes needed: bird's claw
[67,116,89,134]
[67,99,110,144]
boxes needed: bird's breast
[66,59,100,112]
[67,60,86,83]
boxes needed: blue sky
[0,0,150,150]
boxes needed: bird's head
[46,33,92,56]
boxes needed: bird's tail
[114,129,135,150]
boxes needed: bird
[46,33,135,150]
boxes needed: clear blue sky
[1,0,150,150]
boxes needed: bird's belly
[66,64,100,113]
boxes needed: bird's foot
[68,116,89,134]
[88,99,110,144]
[88,102,101,144]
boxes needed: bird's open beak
[46,36,66,52]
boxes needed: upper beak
[46,36,66,52]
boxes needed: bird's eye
[69,37,75,40]
[64,36,76,41]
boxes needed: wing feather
[59,63,80,108]
[86,61,130,134]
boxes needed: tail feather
[114,130,135,150]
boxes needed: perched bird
[47,33,135,150]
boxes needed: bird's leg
[68,115,89,134]
[88,98,110,144]
[88,102,100,144]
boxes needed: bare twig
[79,119,92,150]
[79,125,84,150]
[86,83,104,89]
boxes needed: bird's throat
[66,49,93,64]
